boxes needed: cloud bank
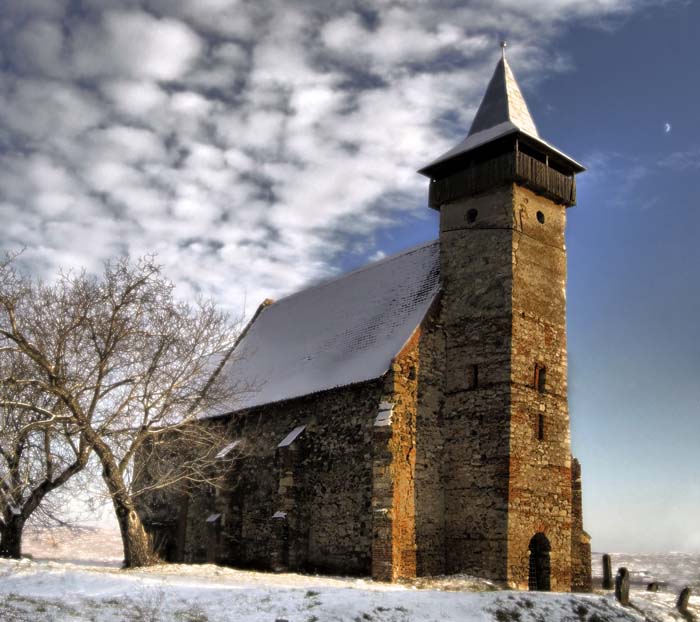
[0,0,659,312]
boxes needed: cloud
[14,19,66,77]
[0,0,664,314]
[658,147,700,170]
[101,80,169,117]
[321,10,485,68]
[0,79,103,142]
[72,10,203,81]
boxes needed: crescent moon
[664,123,672,133]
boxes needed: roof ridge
[270,239,439,307]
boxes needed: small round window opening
[467,208,478,223]
[536,211,545,224]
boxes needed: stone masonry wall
[181,380,386,575]
[141,317,444,582]
[507,185,573,591]
[437,182,584,590]
[570,457,592,591]
[373,331,419,580]
[139,182,590,588]
[373,299,446,580]
[439,186,515,581]
[413,300,447,576]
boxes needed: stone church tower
[139,48,592,593]
[418,48,587,590]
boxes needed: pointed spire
[468,51,538,138]
[418,44,584,179]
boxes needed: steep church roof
[220,241,440,413]
[418,53,584,177]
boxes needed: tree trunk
[0,447,90,560]
[91,437,156,568]
[113,501,156,568]
[0,515,25,559]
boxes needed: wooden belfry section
[139,45,592,592]
[420,45,584,209]
[427,140,579,209]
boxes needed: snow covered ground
[0,530,697,622]
[21,527,124,568]
[592,551,700,593]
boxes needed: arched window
[528,533,551,591]
[534,363,546,393]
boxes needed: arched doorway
[528,533,551,591]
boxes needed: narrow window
[537,414,545,441]
[466,208,478,223]
[536,210,545,224]
[467,364,478,390]
[534,363,546,393]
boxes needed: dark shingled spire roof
[418,52,584,176]
[468,56,538,138]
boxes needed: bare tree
[0,260,91,558]
[0,255,242,567]
[0,376,90,557]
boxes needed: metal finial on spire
[500,40,507,60]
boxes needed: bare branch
[0,253,241,566]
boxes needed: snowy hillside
[592,551,700,593]
[0,530,696,622]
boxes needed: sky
[0,0,698,554]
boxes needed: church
[140,49,592,592]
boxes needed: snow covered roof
[278,425,306,448]
[215,440,241,459]
[219,240,440,413]
[374,402,394,428]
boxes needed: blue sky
[0,0,698,553]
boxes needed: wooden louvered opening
[428,149,577,209]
